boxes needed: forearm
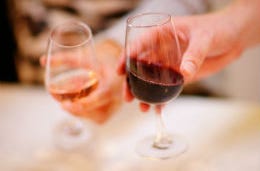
[96,0,210,46]
[222,0,260,48]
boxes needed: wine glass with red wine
[125,13,187,159]
[45,20,100,151]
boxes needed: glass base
[53,118,96,153]
[135,134,187,160]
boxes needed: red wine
[48,69,98,102]
[127,59,183,104]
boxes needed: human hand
[176,13,243,82]
[117,11,244,112]
[61,39,123,124]
[41,39,123,124]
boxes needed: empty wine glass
[125,13,187,159]
[45,20,100,152]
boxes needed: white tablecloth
[0,84,259,171]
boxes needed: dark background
[0,0,17,82]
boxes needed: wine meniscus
[48,69,99,102]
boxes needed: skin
[41,39,123,124]
[42,0,260,119]
[117,0,260,112]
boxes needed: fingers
[180,33,211,82]
[41,51,88,68]
[62,100,114,124]
[139,102,150,112]
[60,64,123,124]
[155,104,165,114]
[122,76,151,112]
[116,32,153,75]
[123,77,152,112]
[117,27,162,76]
[140,103,166,114]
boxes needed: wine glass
[125,13,187,159]
[45,20,100,152]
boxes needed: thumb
[180,35,210,81]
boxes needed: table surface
[0,83,260,171]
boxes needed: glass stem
[153,107,172,149]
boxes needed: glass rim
[50,20,93,48]
[127,12,171,28]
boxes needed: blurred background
[0,0,259,101]
[0,1,259,170]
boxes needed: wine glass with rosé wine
[125,13,187,159]
[44,20,121,152]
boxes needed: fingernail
[181,60,197,78]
